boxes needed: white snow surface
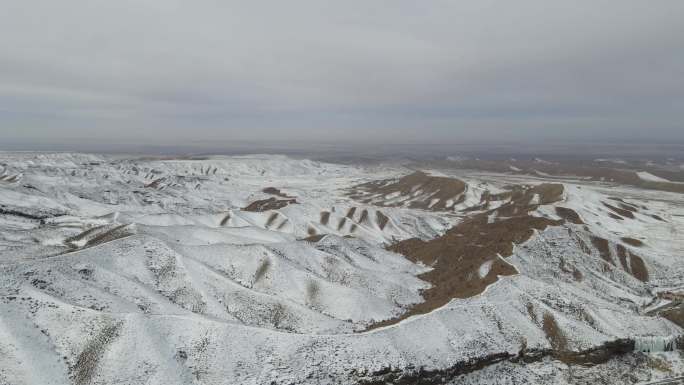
[637,171,671,183]
[0,153,683,384]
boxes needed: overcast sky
[1,1,683,149]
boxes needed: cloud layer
[1,0,683,147]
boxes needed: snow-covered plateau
[1,152,684,385]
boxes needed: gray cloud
[1,0,683,148]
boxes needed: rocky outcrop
[357,339,637,385]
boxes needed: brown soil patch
[337,218,347,231]
[87,225,134,247]
[66,224,134,250]
[303,234,326,243]
[621,237,643,247]
[661,304,684,328]
[427,158,684,194]
[616,244,649,281]
[526,303,538,323]
[320,211,330,225]
[71,323,121,385]
[359,209,369,225]
[572,268,583,281]
[616,244,630,271]
[590,236,614,265]
[371,186,563,329]
[265,213,279,228]
[219,213,231,226]
[651,214,666,222]
[346,207,357,219]
[485,184,564,218]
[145,177,165,189]
[376,211,389,230]
[262,187,293,198]
[460,203,488,213]
[243,197,297,212]
[602,202,635,219]
[618,202,638,212]
[481,190,515,202]
[349,171,467,211]
[555,207,584,224]
[608,198,638,213]
[542,312,568,351]
[530,183,564,204]
[629,252,649,282]
[65,225,107,247]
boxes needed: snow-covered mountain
[1,152,683,384]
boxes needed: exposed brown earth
[621,237,643,247]
[376,211,389,230]
[303,234,327,243]
[64,225,107,248]
[555,207,584,224]
[616,244,630,271]
[617,202,638,212]
[358,339,636,384]
[529,183,565,204]
[83,225,134,248]
[608,198,639,214]
[262,187,294,199]
[481,189,515,202]
[591,237,614,265]
[362,177,650,332]
[144,177,165,189]
[661,304,684,328]
[0,205,66,221]
[602,202,635,219]
[488,184,563,218]
[65,224,135,252]
[71,323,122,385]
[219,213,231,226]
[320,211,330,225]
[358,209,369,225]
[542,312,568,351]
[346,207,357,219]
[265,213,279,227]
[349,171,467,211]
[243,197,297,212]
[337,217,347,230]
[423,158,684,194]
[629,252,649,282]
[369,183,564,329]
[276,219,288,230]
[613,243,649,282]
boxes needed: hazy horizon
[2,1,683,147]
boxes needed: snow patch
[479,260,493,278]
[636,171,670,183]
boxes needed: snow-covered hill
[1,153,683,384]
